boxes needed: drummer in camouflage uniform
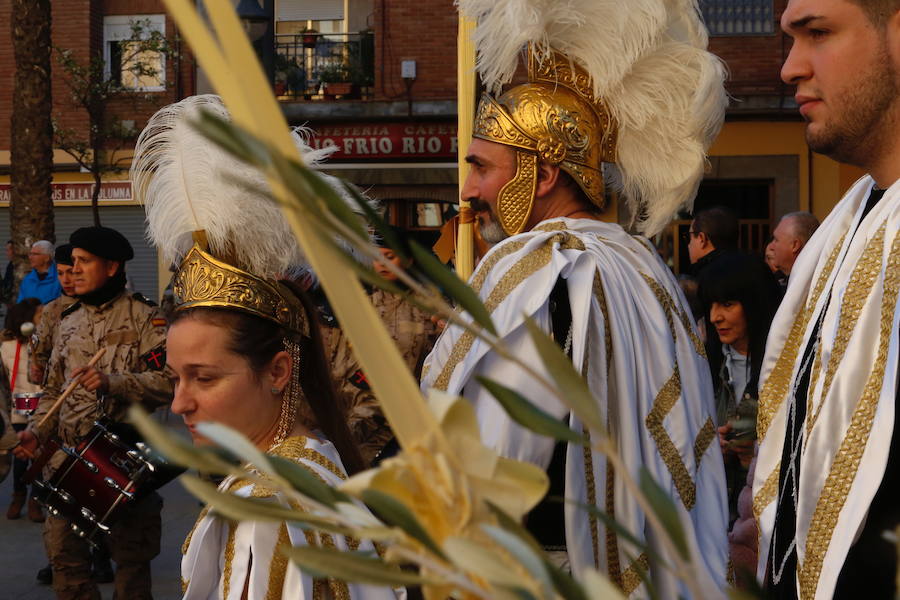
[14,226,172,600]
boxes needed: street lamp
[236,0,268,42]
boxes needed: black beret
[70,227,134,262]
[54,243,74,266]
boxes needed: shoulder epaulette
[60,301,82,319]
[132,292,158,307]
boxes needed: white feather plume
[131,94,373,280]
[457,0,727,236]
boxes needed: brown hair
[850,0,900,26]
[173,282,365,475]
[5,298,41,343]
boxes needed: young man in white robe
[755,1,900,598]
[421,2,731,596]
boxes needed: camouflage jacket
[30,294,77,384]
[31,290,173,447]
[320,289,436,464]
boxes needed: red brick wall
[0,0,194,161]
[373,0,457,101]
[709,0,790,97]
[369,0,792,103]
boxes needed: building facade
[0,0,861,296]
[0,0,196,298]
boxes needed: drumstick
[37,347,107,429]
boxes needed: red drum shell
[13,392,42,416]
[37,422,150,539]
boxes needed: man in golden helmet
[466,52,616,243]
[423,1,731,596]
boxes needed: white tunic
[754,176,900,600]
[181,435,397,600]
[422,218,729,598]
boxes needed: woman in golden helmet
[132,95,395,600]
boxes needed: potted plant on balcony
[318,64,353,99]
[273,53,293,96]
[301,27,318,49]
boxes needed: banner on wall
[0,181,133,205]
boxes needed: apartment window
[103,15,166,91]
[700,0,774,35]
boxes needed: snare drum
[13,392,42,416]
[33,420,183,541]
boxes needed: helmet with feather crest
[459,0,728,236]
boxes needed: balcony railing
[700,0,775,35]
[274,31,375,101]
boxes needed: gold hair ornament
[173,240,310,338]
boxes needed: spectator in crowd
[764,235,786,277]
[0,298,44,522]
[765,211,820,278]
[17,241,61,305]
[687,206,739,275]
[698,253,780,584]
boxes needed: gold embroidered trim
[582,424,601,571]
[693,417,716,469]
[752,463,780,523]
[645,368,696,510]
[533,220,569,233]
[604,459,622,587]
[798,230,900,600]
[182,577,189,594]
[807,223,887,436]
[576,291,602,572]
[223,520,237,599]
[593,272,612,370]
[266,523,291,600]
[469,240,528,294]
[640,273,705,358]
[591,270,618,579]
[182,505,211,555]
[321,532,352,600]
[434,234,582,390]
[758,234,847,441]
[621,552,651,596]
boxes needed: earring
[271,387,281,395]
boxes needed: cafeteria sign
[309,122,458,160]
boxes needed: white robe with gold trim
[754,176,900,600]
[421,218,729,598]
[181,436,396,600]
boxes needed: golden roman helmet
[173,234,309,337]
[472,51,617,236]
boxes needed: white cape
[181,436,396,600]
[422,218,729,598]
[754,176,900,600]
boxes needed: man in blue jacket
[17,240,61,304]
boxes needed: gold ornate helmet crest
[173,238,309,337]
[473,51,617,236]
